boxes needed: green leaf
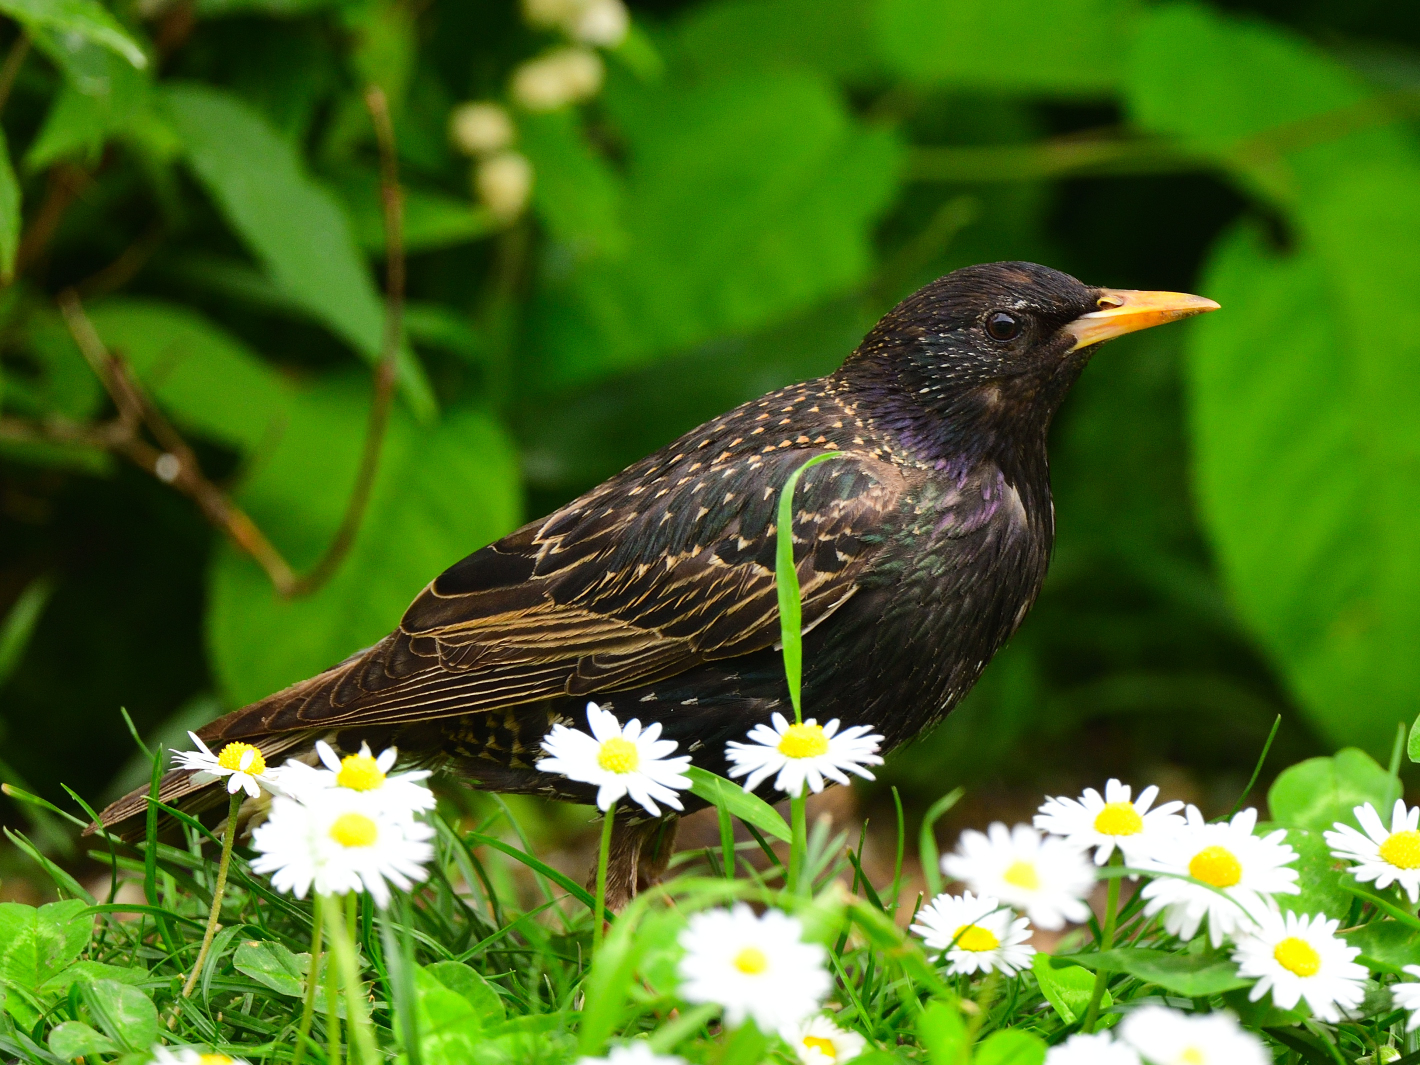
[79,979,158,1053]
[330,167,494,256]
[532,70,901,384]
[1268,749,1400,832]
[0,900,90,992]
[1032,954,1109,1024]
[717,1022,770,1065]
[47,1021,118,1060]
[916,1000,967,1065]
[86,299,291,451]
[975,1029,1047,1065]
[0,128,17,282]
[1346,921,1420,975]
[24,44,171,171]
[876,0,1130,96]
[1188,214,1420,755]
[520,110,625,258]
[1409,710,1420,763]
[1057,948,1252,997]
[1220,985,1309,1029]
[407,967,484,1065]
[674,0,881,80]
[0,0,146,69]
[164,84,434,419]
[40,961,148,995]
[1125,4,1418,206]
[1278,828,1353,921]
[0,577,51,690]
[232,939,306,998]
[207,380,520,704]
[424,962,505,1024]
[685,766,791,844]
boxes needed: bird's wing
[216,448,908,737]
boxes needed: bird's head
[843,261,1218,453]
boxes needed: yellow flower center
[597,737,640,774]
[953,924,1000,952]
[336,752,386,791]
[198,1056,233,1065]
[216,742,265,776]
[1380,830,1420,870]
[1001,860,1040,891]
[1188,845,1242,888]
[1180,1049,1205,1065]
[1093,801,1144,837]
[329,812,379,849]
[777,722,830,759]
[1273,936,1322,978]
[802,1035,837,1058]
[732,946,768,975]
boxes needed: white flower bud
[570,0,628,46]
[510,48,604,111]
[521,0,580,29]
[475,152,534,221]
[449,102,515,157]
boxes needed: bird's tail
[87,660,357,839]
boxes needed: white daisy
[676,903,830,1031]
[575,1043,685,1065]
[151,1049,252,1065]
[782,1015,867,1064]
[1137,806,1299,947]
[909,891,1034,976]
[1035,779,1184,865]
[1231,908,1367,1022]
[725,713,883,798]
[278,740,435,815]
[171,733,280,799]
[1391,965,1420,1030]
[1325,799,1420,903]
[537,702,692,816]
[1118,1005,1268,1065]
[250,789,435,908]
[940,823,1094,930]
[1045,1032,1140,1065]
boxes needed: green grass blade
[775,451,845,722]
[464,832,596,910]
[918,787,963,899]
[685,765,791,843]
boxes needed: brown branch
[16,165,90,274]
[55,290,300,593]
[0,31,30,118]
[282,83,405,597]
[76,220,166,297]
[32,86,408,601]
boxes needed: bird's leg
[593,814,679,913]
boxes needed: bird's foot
[592,814,680,913]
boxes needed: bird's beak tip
[1064,288,1220,352]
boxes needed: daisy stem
[181,791,241,998]
[291,893,325,1065]
[1081,852,1122,1033]
[325,892,379,1065]
[325,900,341,1065]
[789,790,808,896]
[594,800,616,954]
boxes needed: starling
[95,262,1217,905]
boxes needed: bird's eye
[985,311,1021,342]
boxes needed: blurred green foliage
[2,0,1420,822]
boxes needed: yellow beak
[1063,289,1221,351]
